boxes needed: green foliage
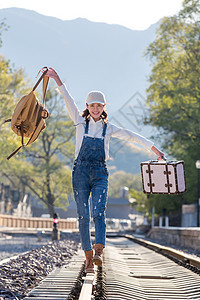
[0,57,76,216]
[146,194,183,216]
[0,19,8,48]
[108,139,156,174]
[144,0,200,212]
[0,56,30,163]
[129,189,183,217]
[129,188,148,213]
[108,170,142,198]
[18,87,76,216]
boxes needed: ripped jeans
[72,161,108,251]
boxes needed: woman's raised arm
[44,68,63,86]
[110,123,165,160]
[43,68,81,124]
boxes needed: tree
[0,20,35,212]
[144,0,200,212]
[129,188,147,213]
[108,171,142,198]
[2,88,76,217]
[0,58,31,161]
[0,19,8,48]
[0,20,76,216]
[0,19,31,163]
[24,88,76,216]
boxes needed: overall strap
[85,121,89,134]
[102,123,107,137]
[84,121,107,137]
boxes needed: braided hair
[82,107,108,124]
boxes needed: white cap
[86,91,106,105]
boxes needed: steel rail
[124,233,200,271]
[78,267,97,300]
[6,232,199,299]
[104,234,200,299]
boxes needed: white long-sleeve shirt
[58,84,154,160]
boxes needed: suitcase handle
[161,156,167,161]
[150,158,167,162]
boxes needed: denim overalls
[72,120,108,251]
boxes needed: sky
[0,0,184,30]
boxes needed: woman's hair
[82,106,108,124]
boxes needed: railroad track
[23,233,200,300]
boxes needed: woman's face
[87,103,104,121]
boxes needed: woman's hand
[151,145,166,160]
[42,67,63,87]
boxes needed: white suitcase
[140,160,186,194]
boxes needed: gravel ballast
[0,233,81,299]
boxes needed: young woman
[44,68,165,273]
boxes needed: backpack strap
[7,145,23,160]
[3,119,12,123]
[32,66,49,107]
[7,68,50,160]
[43,75,49,107]
[32,67,48,92]
[7,122,25,160]
[1,118,12,127]
[26,118,45,146]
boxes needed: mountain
[108,138,156,174]
[0,8,160,173]
[0,8,157,107]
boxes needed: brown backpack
[5,67,49,160]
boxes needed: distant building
[106,197,131,219]
[182,204,197,227]
[31,195,78,218]
[31,195,133,219]
[0,182,141,222]
[0,183,20,215]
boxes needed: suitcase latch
[146,170,153,174]
[164,171,171,175]
[165,184,173,188]
[147,183,155,187]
